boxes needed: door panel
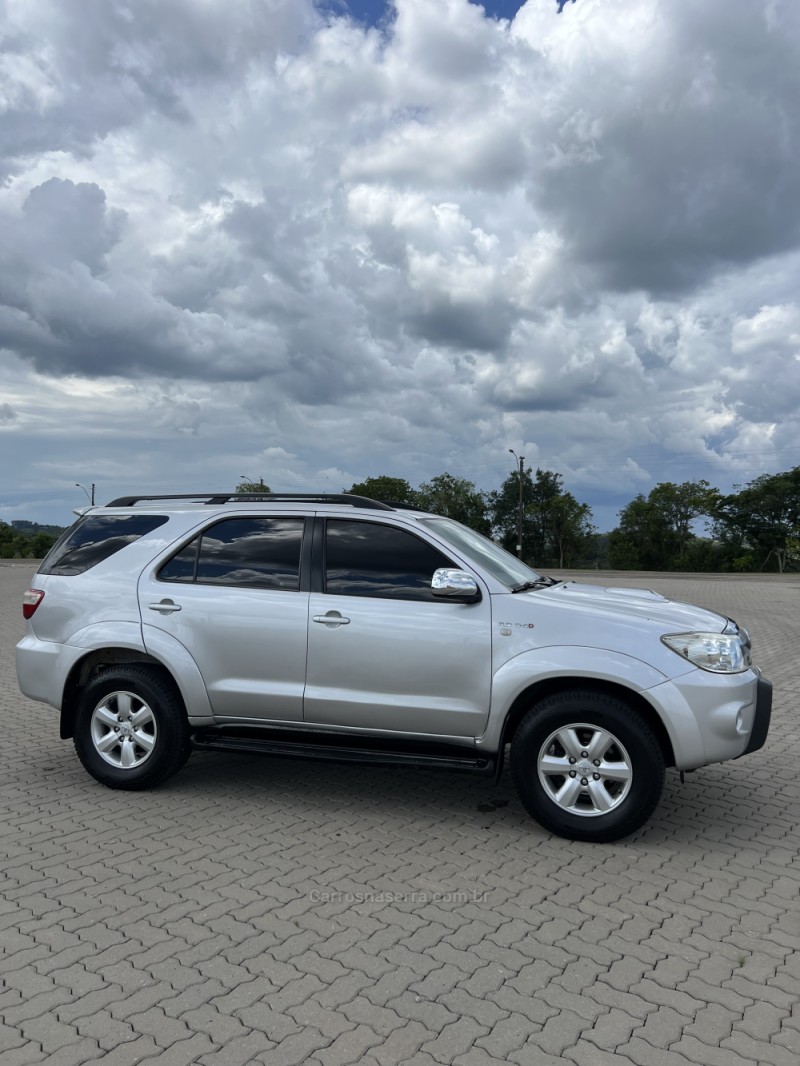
[305,593,491,735]
[303,518,492,736]
[139,516,309,721]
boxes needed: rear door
[139,514,310,722]
[304,517,492,737]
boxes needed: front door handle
[312,611,350,627]
[148,599,182,615]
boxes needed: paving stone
[564,1042,638,1066]
[438,987,508,1028]
[287,1000,356,1040]
[0,1044,48,1066]
[619,1036,721,1066]
[683,1002,742,1044]
[720,1033,800,1066]
[1,567,799,1066]
[17,1014,81,1055]
[420,1017,489,1062]
[586,980,660,1021]
[253,1027,330,1066]
[133,1032,217,1066]
[33,1038,105,1065]
[178,1004,252,1045]
[526,1009,593,1056]
[337,996,406,1037]
[71,1011,140,1052]
[669,1035,761,1066]
[196,1030,276,1066]
[367,1021,436,1065]
[311,1023,382,1066]
[632,1006,691,1049]
[628,977,702,1017]
[583,1007,641,1051]
[87,1036,162,1066]
[452,1049,510,1066]
[384,991,459,1032]
[473,1013,542,1058]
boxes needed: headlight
[661,632,751,673]
[724,617,751,650]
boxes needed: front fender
[479,645,687,751]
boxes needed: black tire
[511,689,665,842]
[74,665,191,790]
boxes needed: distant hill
[11,520,67,537]
[1,520,66,559]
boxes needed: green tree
[235,479,271,493]
[714,467,800,573]
[488,465,537,559]
[648,480,720,558]
[0,521,58,559]
[346,476,417,505]
[608,494,675,570]
[550,492,594,568]
[489,467,593,567]
[415,473,490,533]
[609,480,720,570]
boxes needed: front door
[304,518,492,737]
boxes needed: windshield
[419,517,542,589]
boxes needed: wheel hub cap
[537,722,633,818]
[90,690,157,770]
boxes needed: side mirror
[432,568,480,602]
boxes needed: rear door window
[159,517,305,590]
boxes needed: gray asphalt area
[1,562,798,1065]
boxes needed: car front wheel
[74,665,191,790]
[511,689,665,842]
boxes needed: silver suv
[16,492,772,842]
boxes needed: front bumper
[737,676,772,758]
[645,667,772,770]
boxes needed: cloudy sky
[1,0,798,531]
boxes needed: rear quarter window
[39,514,169,576]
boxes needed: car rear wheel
[74,665,190,790]
[511,689,665,842]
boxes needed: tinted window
[325,520,454,600]
[160,518,304,590]
[40,515,169,576]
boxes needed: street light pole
[508,450,525,559]
[75,482,95,505]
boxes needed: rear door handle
[312,611,350,627]
[148,599,182,614]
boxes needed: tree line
[337,467,800,574]
[0,521,64,559]
[6,467,797,570]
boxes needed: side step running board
[191,730,495,774]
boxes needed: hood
[532,581,727,633]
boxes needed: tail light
[23,589,45,619]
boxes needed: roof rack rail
[382,499,431,513]
[105,492,395,510]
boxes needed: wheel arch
[60,650,183,739]
[500,678,676,769]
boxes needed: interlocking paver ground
[1,562,798,1064]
